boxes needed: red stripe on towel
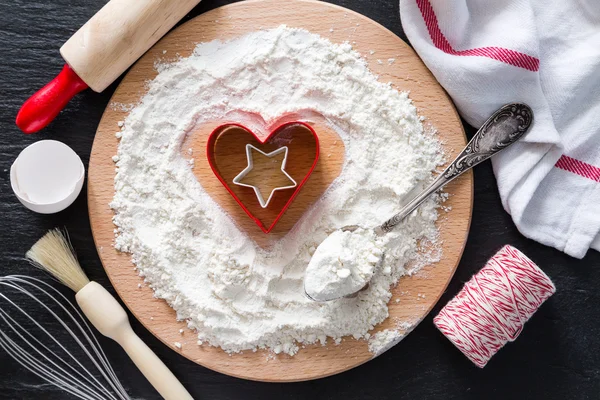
[555,155,600,182]
[416,0,540,71]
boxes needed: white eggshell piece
[10,140,85,214]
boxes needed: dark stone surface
[0,1,598,399]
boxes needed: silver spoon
[304,103,533,302]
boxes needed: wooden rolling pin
[16,0,202,133]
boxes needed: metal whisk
[0,275,130,400]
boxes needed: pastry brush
[26,229,193,400]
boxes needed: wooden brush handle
[76,282,193,400]
[61,0,202,92]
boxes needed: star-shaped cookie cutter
[232,144,297,208]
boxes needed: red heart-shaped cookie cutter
[206,121,319,233]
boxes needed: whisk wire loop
[0,275,130,400]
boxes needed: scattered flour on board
[111,26,444,356]
[110,103,135,112]
[368,320,416,356]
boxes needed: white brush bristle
[26,229,90,293]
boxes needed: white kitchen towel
[399,0,600,258]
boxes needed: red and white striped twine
[434,245,555,368]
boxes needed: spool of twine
[434,245,555,368]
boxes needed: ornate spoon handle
[377,103,533,235]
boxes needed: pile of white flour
[111,26,443,355]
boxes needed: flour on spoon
[304,228,383,301]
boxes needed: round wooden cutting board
[88,0,473,382]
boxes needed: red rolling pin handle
[16,64,88,134]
